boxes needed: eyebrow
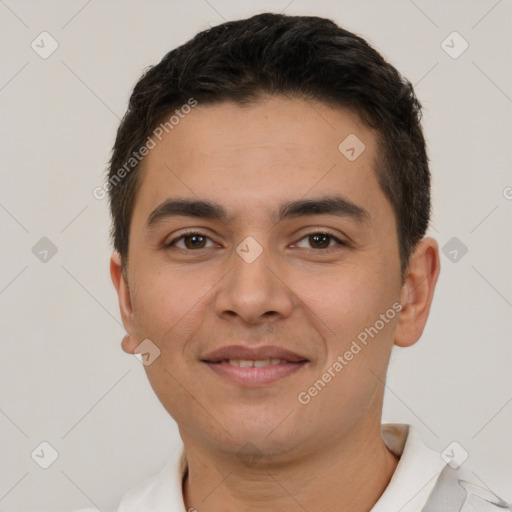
[146,195,370,228]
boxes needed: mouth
[201,345,309,386]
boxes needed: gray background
[0,0,511,510]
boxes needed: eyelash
[165,230,347,251]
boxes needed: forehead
[149,96,374,164]
[132,96,388,225]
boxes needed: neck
[181,422,399,512]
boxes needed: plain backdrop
[0,1,511,510]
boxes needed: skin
[110,95,440,512]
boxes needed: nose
[213,245,295,325]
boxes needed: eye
[294,231,346,250]
[165,230,347,251]
[166,231,216,250]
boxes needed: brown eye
[167,232,214,250]
[295,232,345,250]
[183,234,207,249]
[309,233,331,249]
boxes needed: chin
[223,432,300,461]
[224,415,305,455]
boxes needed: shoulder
[423,464,512,512]
[70,450,186,512]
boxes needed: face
[111,96,435,461]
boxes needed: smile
[203,359,308,386]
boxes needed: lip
[204,360,307,386]
[201,345,308,363]
[201,344,309,387]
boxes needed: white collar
[371,424,446,512]
[116,423,446,512]
[116,445,187,512]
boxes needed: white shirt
[75,423,448,512]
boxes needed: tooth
[227,359,285,367]
[253,359,271,367]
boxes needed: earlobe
[121,333,138,355]
[394,237,441,348]
[110,252,136,345]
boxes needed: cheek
[305,266,398,355]
[130,270,194,340]
[129,265,223,361]
[303,268,375,329]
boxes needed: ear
[394,237,441,348]
[110,252,138,354]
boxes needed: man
[83,12,511,512]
